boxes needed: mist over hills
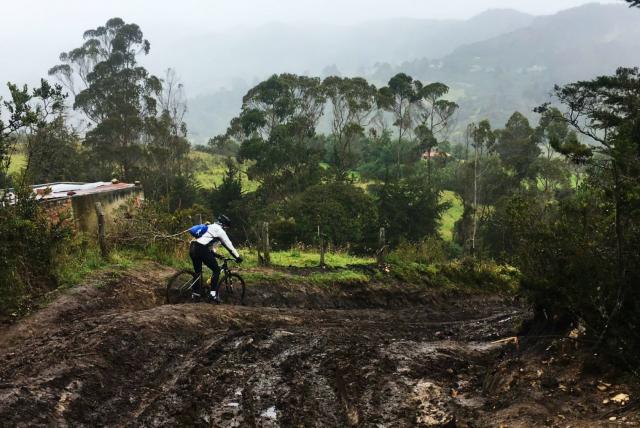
[157,9,534,94]
[160,3,639,143]
[175,4,640,143]
[390,3,640,129]
[173,8,536,142]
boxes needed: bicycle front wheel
[218,272,246,306]
[166,269,197,304]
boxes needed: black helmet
[216,214,232,227]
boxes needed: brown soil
[0,263,638,427]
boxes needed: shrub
[371,174,449,246]
[0,186,73,317]
[285,182,379,251]
[387,237,449,266]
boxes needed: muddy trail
[0,263,638,427]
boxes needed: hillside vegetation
[1,9,640,421]
[183,4,640,141]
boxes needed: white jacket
[195,222,240,258]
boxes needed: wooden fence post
[262,222,271,266]
[95,202,108,259]
[319,235,327,268]
[377,227,386,266]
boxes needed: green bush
[0,186,73,317]
[371,173,449,246]
[387,237,449,266]
[285,182,379,251]
[385,238,520,292]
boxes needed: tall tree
[234,74,327,199]
[533,107,574,192]
[322,76,377,179]
[377,73,422,175]
[494,112,541,183]
[414,82,459,182]
[545,67,640,312]
[50,18,161,180]
[469,120,496,254]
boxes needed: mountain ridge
[180,3,638,143]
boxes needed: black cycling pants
[189,241,221,292]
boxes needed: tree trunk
[319,236,327,268]
[377,227,386,266]
[95,202,108,259]
[471,144,479,256]
[261,222,271,266]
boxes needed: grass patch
[55,247,142,288]
[8,153,27,175]
[241,248,374,268]
[55,240,193,289]
[307,270,369,285]
[439,190,463,242]
[190,151,259,191]
[386,255,520,294]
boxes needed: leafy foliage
[286,182,379,251]
[0,187,73,317]
[372,172,448,246]
[494,112,541,182]
[231,74,327,199]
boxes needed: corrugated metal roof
[33,181,137,201]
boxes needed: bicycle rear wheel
[166,269,198,304]
[218,272,246,306]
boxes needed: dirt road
[0,264,636,427]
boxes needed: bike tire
[166,269,197,304]
[218,272,246,306]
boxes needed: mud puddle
[0,264,637,427]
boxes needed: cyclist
[189,214,243,301]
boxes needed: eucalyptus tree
[469,120,495,254]
[377,73,422,175]
[414,82,459,182]
[322,76,378,179]
[543,67,640,293]
[493,112,541,184]
[532,107,576,192]
[49,18,161,181]
[234,74,327,199]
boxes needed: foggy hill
[390,3,640,128]
[174,9,535,142]
[183,3,640,144]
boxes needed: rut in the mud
[0,264,636,427]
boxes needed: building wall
[42,198,75,230]
[70,188,144,234]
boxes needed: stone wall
[71,187,144,234]
[42,187,144,235]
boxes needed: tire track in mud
[0,265,528,427]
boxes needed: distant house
[19,181,143,234]
[421,149,450,160]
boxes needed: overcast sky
[0,0,621,94]
[1,1,623,30]
[0,1,621,34]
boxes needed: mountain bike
[166,258,246,305]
